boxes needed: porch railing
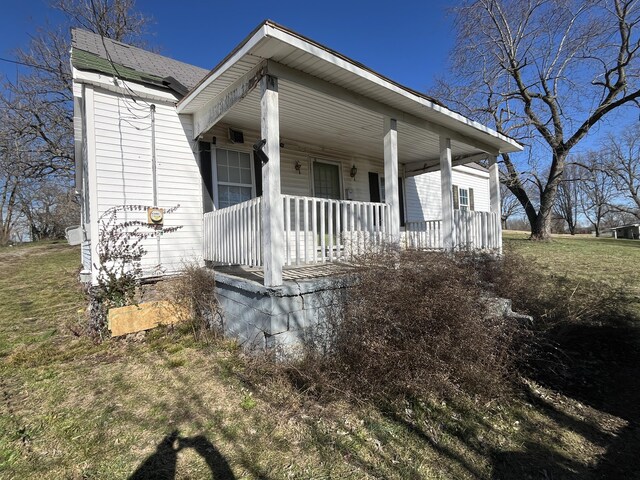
[203,200,500,268]
[405,210,501,251]
[454,210,501,250]
[203,197,262,267]
[283,195,390,265]
[404,219,443,249]
[203,195,390,267]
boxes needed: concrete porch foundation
[214,268,352,352]
[212,263,532,354]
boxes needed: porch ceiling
[178,20,523,159]
[211,78,481,166]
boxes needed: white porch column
[488,155,502,253]
[440,136,455,251]
[488,155,501,215]
[384,117,400,242]
[261,75,283,287]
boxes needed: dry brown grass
[2,239,639,478]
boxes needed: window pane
[230,186,251,205]
[240,167,252,184]
[238,152,251,168]
[241,186,251,199]
[216,148,254,208]
[217,149,227,166]
[217,163,228,182]
[227,150,238,167]
[313,162,340,199]
[459,188,469,210]
[229,165,241,183]
[218,185,231,208]
[218,185,252,208]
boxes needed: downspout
[150,104,161,268]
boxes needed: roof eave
[177,20,523,154]
[176,22,270,112]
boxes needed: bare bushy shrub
[475,247,636,383]
[292,249,521,403]
[477,246,626,327]
[159,263,221,343]
[89,204,181,336]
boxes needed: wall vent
[228,128,244,144]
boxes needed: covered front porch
[203,194,502,271]
[178,22,519,287]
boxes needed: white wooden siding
[74,82,92,273]
[81,241,92,271]
[405,166,490,222]
[205,124,384,203]
[92,88,202,276]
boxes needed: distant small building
[609,223,640,240]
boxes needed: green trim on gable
[72,48,166,87]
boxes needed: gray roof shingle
[71,29,209,91]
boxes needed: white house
[609,223,640,239]
[72,21,522,346]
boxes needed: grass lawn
[504,231,640,298]
[1,237,639,479]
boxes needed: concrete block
[214,272,353,354]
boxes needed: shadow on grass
[123,290,640,479]
[129,429,236,480]
[492,301,640,480]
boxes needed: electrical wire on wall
[89,0,163,272]
[89,0,152,131]
[150,103,161,268]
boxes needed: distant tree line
[502,123,640,236]
[0,0,150,245]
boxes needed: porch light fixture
[295,160,302,174]
[350,164,358,180]
[253,139,269,165]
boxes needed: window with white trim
[216,148,253,208]
[459,187,469,211]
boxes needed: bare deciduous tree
[605,124,640,221]
[19,181,80,241]
[0,111,60,245]
[0,154,22,244]
[0,0,151,243]
[572,152,616,236]
[500,183,522,229]
[440,0,640,240]
[52,0,151,46]
[554,164,581,235]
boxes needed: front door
[313,161,341,199]
[313,161,341,251]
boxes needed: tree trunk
[529,151,567,241]
[530,213,552,240]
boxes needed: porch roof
[177,20,522,165]
[609,223,640,230]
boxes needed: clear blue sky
[1,0,636,155]
[0,0,455,93]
